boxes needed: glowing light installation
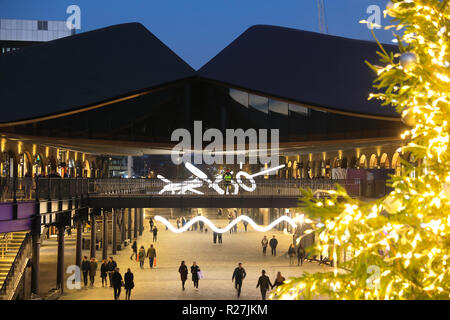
[154,215,297,234]
[157,162,285,195]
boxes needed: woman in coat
[272,272,286,288]
[190,261,200,289]
[100,259,108,287]
[138,246,146,269]
[88,257,98,287]
[288,243,296,265]
[178,261,188,290]
[124,268,134,300]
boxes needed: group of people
[130,240,157,269]
[287,243,306,266]
[261,235,279,256]
[261,236,307,265]
[177,261,287,300]
[80,256,135,300]
[175,215,207,232]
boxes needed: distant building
[108,156,128,177]
[0,18,74,54]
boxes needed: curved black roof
[0,22,195,124]
[199,25,399,118]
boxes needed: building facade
[0,18,74,54]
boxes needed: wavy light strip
[154,215,297,234]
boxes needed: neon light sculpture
[157,162,285,195]
[155,215,297,234]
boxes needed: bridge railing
[88,178,362,197]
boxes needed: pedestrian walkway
[54,219,333,300]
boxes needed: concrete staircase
[0,232,28,293]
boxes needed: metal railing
[0,177,89,202]
[0,233,31,300]
[0,233,12,259]
[89,178,362,197]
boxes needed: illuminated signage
[157,162,285,195]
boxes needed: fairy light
[154,215,297,234]
[273,0,450,300]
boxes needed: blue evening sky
[0,0,395,69]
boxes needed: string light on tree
[272,0,450,300]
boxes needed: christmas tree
[271,0,450,300]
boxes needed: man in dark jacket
[111,267,123,300]
[269,236,278,256]
[107,257,117,287]
[232,262,247,298]
[256,270,273,300]
[213,231,217,244]
[152,226,158,242]
[130,240,137,260]
[81,256,90,287]
[89,257,98,287]
[297,244,306,266]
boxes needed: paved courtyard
[40,217,333,300]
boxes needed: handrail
[0,233,12,259]
[0,233,31,300]
[88,178,362,197]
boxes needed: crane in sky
[317,0,329,34]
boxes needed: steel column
[90,210,96,259]
[112,209,117,255]
[133,208,138,239]
[56,226,65,293]
[75,219,82,266]
[127,208,132,240]
[102,209,108,260]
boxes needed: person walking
[124,268,134,300]
[261,236,268,256]
[191,262,201,289]
[223,168,233,195]
[130,240,137,260]
[181,216,186,227]
[176,218,180,229]
[269,235,278,256]
[228,213,233,234]
[146,244,156,268]
[297,244,306,266]
[149,217,154,231]
[111,268,123,300]
[152,226,158,242]
[213,231,217,244]
[100,259,108,287]
[199,220,204,232]
[178,261,188,291]
[138,246,146,269]
[288,243,296,265]
[107,257,117,287]
[232,262,247,298]
[243,220,248,232]
[81,256,90,288]
[256,270,273,300]
[89,257,98,287]
[218,232,223,244]
[272,272,286,288]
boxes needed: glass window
[229,88,248,108]
[249,94,268,114]
[37,20,48,31]
[269,99,288,116]
[289,103,310,116]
